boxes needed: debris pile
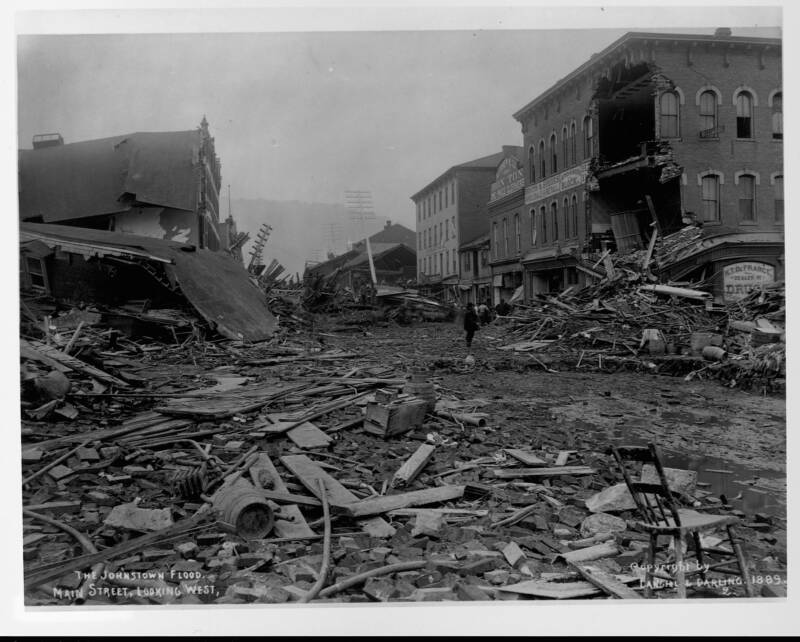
[20,324,783,605]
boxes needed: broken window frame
[22,255,49,292]
[735,91,754,139]
[659,91,680,139]
[701,174,722,223]
[737,174,756,222]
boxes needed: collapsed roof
[20,223,277,342]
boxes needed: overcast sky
[15,7,782,238]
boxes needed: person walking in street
[495,298,511,317]
[477,299,491,326]
[464,302,479,348]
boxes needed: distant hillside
[229,198,390,278]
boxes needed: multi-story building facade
[511,28,782,302]
[411,148,522,298]
[487,148,525,304]
[458,233,492,305]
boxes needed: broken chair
[609,443,754,599]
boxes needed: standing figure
[464,302,479,348]
[477,299,491,326]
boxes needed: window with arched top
[583,116,593,158]
[502,217,509,256]
[738,174,756,222]
[514,213,521,253]
[539,140,546,178]
[659,91,680,138]
[492,222,498,258]
[528,146,535,183]
[571,195,578,238]
[530,208,537,245]
[699,90,718,137]
[701,174,722,222]
[563,198,570,237]
[562,126,568,168]
[736,91,754,138]
[570,122,577,166]
[551,201,559,240]
[541,205,547,243]
[550,133,558,174]
[772,92,782,140]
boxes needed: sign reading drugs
[490,158,525,202]
[525,160,590,204]
[722,261,775,302]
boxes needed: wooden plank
[344,486,465,518]
[554,542,619,564]
[491,466,595,479]
[279,454,394,537]
[497,580,602,599]
[569,563,643,599]
[27,339,129,387]
[249,453,316,538]
[20,339,72,373]
[392,444,435,487]
[505,449,548,467]
[287,421,332,449]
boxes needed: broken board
[280,454,394,538]
[569,563,643,599]
[344,486,465,518]
[490,465,595,479]
[249,453,315,539]
[392,444,435,487]
[497,579,603,599]
[264,414,332,449]
[24,339,129,387]
[505,449,548,467]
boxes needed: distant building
[458,233,492,305]
[411,147,521,298]
[486,147,526,304]
[18,117,230,253]
[511,29,782,302]
[305,242,416,291]
[352,220,416,251]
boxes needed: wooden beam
[343,486,465,518]
[391,444,436,488]
[490,466,595,479]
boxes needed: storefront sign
[525,160,590,204]
[722,261,775,302]
[490,158,525,202]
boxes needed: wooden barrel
[213,480,274,539]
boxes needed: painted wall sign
[525,160,590,204]
[722,261,775,302]
[490,164,525,202]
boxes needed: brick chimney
[714,27,732,37]
[385,220,392,229]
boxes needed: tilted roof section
[512,30,781,123]
[18,130,202,223]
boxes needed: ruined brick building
[503,28,782,303]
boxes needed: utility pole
[344,190,377,284]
